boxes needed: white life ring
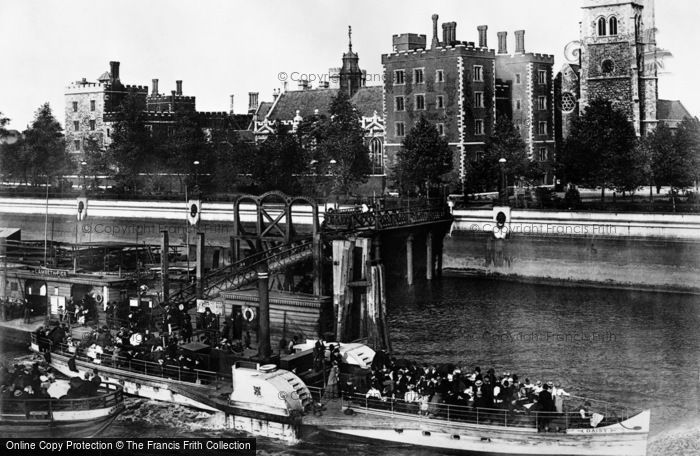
[242,306,256,322]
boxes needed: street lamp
[193,160,200,187]
[310,160,318,196]
[498,158,507,205]
[79,160,88,191]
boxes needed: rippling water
[3,278,700,455]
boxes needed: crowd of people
[0,361,101,403]
[312,350,592,431]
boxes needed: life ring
[95,293,103,303]
[242,306,256,322]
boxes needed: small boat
[0,380,125,438]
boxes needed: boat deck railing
[340,392,634,431]
[0,383,123,419]
[34,334,230,388]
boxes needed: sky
[1,0,699,131]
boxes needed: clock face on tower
[601,59,615,74]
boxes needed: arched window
[597,17,607,36]
[369,137,383,174]
[609,16,618,35]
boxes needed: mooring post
[406,234,414,286]
[196,232,205,298]
[426,231,434,280]
[257,263,272,361]
[313,233,322,296]
[160,230,169,303]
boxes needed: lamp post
[80,160,87,191]
[498,158,507,205]
[329,159,337,206]
[310,159,318,197]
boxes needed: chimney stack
[515,30,525,54]
[478,25,488,48]
[109,61,120,82]
[431,14,439,48]
[497,32,508,54]
[230,94,234,114]
[442,23,450,45]
[450,22,457,44]
[152,79,159,96]
[176,80,183,96]
[248,92,259,113]
[298,79,310,90]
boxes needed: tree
[161,109,209,192]
[465,118,534,194]
[672,117,700,193]
[311,91,371,198]
[210,127,255,193]
[393,116,452,196]
[82,134,113,190]
[560,99,640,202]
[0,111,9,138]
[23,103,72,186]
[251,124,304,194]
[108,94,155,192]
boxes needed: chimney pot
[109,61,120,82]
[248,92,259,113]
[497,32,508,54]
[152,79,159,96]
[176,80,182,96]
[478,25,488,48]
[515,30,526,54]
[431,14,439,48]
[451,22,457,44]
[230,94,234,114]
[442,23,450,45]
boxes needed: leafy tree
[0,111,9,138]
[465,118,535,194]
[82,134,113,190]
[210,127,255,193]
[251,124,304,194]
[672,117,700,193]
[311,91,371,197]
[108,94,155,192]
[560,99,639,202]
[23,103,72,186]
[393,116,452,196]
[161,109,209,192]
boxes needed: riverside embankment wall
[445,209,700,294]
[1,198,699,293]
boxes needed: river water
[3,278,699,455]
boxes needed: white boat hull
[47,353,219,412]
[308,406,650,456]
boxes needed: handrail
[35,335,229,386]
[167,239,313,307]
[342,392,634,430]
[0,383,123,415]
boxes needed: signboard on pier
[196,299,224,315]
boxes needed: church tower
[579,0,658,136]
[339,26,365,98]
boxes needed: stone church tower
[579,0,658,136]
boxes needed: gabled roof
[350,86,383,117]
[255,101,274,119]
[265,85,384,122]
[657,100,693,122]
[267,88,339,121]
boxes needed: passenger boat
[302,393,650,456]
[31,335,229,412]
[0,379,124,437]
[31,333,650,453]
